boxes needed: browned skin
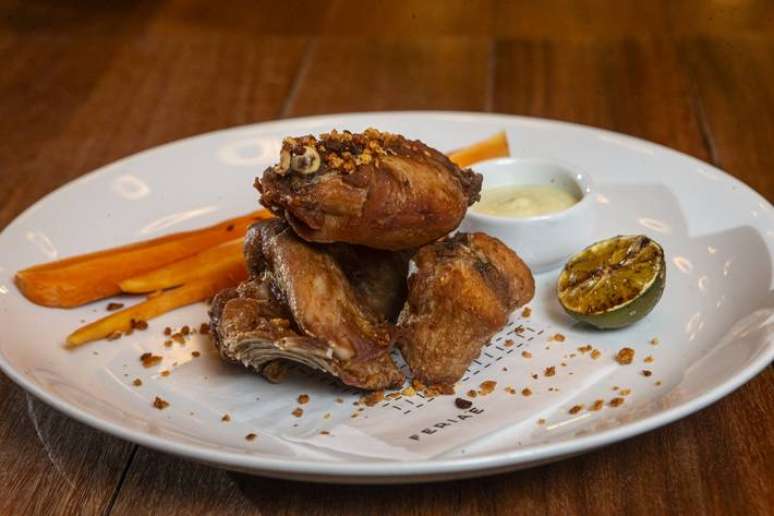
[397,233,535,387]
[326,244,411,323]
[245,221,409,322]
[210,220,404,390]
[257,128,482,250]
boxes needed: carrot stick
[16,210,271,308]
[448,131,510,168]
[119,238,244,293]
[65,259,247,348]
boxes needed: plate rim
[1,111,772,482]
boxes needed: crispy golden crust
[209,220,405,390]
[257,129,482,250]
[397,233,535,386]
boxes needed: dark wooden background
[1,1,772,514]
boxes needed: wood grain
[681,35,774,198]
[0,1,772,515]
[0,377,134,516]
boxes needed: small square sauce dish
[460,157,595,273]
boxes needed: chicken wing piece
[244,221,410,323]
[210,219,405,390]
[397,233,535,387]
[257,128,482,250]
[326,244,411,323]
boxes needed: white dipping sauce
[473,184,579,218]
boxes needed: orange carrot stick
[16,210,271,308]
[119,238,245,293]
[65,258,247,348]
[448,131,510,168]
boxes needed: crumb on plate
[140,353,162,368]
[615,347,635,365]
[153,396,169,410]
[455,397,473,409]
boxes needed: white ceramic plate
[0,112,772,484]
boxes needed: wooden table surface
[1,1,772,514]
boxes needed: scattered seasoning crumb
[106,302,124,311]
[577,345,592,353]
[552,333,566,342]
[320,430,330,435]
[619,388,631,396]
[478,380,497,396]
[521,306,532,317]
[544,366,556,377]
[569,404,583,415]
[245,433,256,441]
[642,369,653,377]
[171,333,186,344]
[131,319,148,331]
[655,381,662,386]
[531,373,538,380]
[537,418,546,425]
[107,331,122,341]
[297,394,310,404]
[504,339,514,347]
[455,397,473,409]
[221,414,231,422]
[609,397,625,407]
[590,399,604,411]
[160,370,170,377]
[164,340,173,348]
[467,389,478,398]
[560,362,567,367]
[504,386,517,395]
[502,367,508,372]
[650,337,660,346]
[192,351,201,357]
[570,353,577,358]
[132,378,142,387]
[199,322,210,335]
[548,387,556,392]
[292,408,304,418]
[514,325,525,335]
[521,351,532,359]
[335,397,344,404]
[615,347,635,365]
[163,327,172,336]
[644,355,654,363]
[361,390,384,406]
[181,325,190,335]
[590,349,602,360]
[521,388,533,397]
[153,396,169,410]
[140,353,162,368]
[401,386,416,397]
[324,412,331,419]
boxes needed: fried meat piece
[257,129,482,250]
[210,220,404,390]
[397,233,535,386]
[244,222,410,322]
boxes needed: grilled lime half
[557,235,666,329]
